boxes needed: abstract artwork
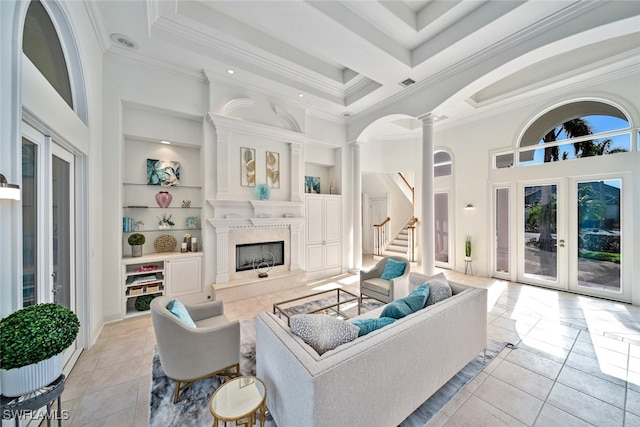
[266,151,280,188]
[147,159,181,186]
[241,147,256,187]
[305,176,321,194]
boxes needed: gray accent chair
[150,296,240,403]
[359,256,410,304]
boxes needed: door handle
[558,239,565,248]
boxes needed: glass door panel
[434,193,449,264]
[573,179,621,293]
[22,138,38,306]
[495,188,509,274]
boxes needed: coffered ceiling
[89,1,640,125]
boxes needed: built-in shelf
[123,183,202,189]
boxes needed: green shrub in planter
[0,303,80,370]
[135,294,157,311]
[128,233,146,246]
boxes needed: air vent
[399,78,416,88]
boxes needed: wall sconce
[464,204,475,211]
[0,174,21,200]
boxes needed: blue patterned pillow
[380,258,407,280]
[167,299,196,328]
[352,317,396,336]
[380,284,430,319]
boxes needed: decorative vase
[0,354,61,397]
[155,191,172,208]
[131,244,143,257]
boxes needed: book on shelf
[132,274,158,284]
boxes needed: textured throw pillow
[380,284,430,319]
[290,314,359,355]
[351,317,396,337]
[167,299,196,328]
[380,258,407,280]
[424,273,453,306]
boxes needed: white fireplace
[207,200,305,284]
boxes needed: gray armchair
[359,256,410,305]
[150,296,240,403]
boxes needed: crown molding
[83,1,110,52]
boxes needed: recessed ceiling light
[110,33,139,50]
[160,140,171,145]
[227,69,235,75]
[298,93,304,98]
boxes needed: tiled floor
[57,259,640,426]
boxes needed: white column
[419,114,435,276]
[351,141,363,271]
[289,222,301,270]
[290,142,303,202]
[215,126,230,200]
[215,226,230,282]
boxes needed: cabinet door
[324,197,341,242]
[306,196,324,244]
[324,242,341,269]
[306,245,325,272]
[166,257,201,297]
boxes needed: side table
[1,374,65,427]
[209,376,266,427]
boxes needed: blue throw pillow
[167,299,196,328]
[351,317,396,337]
[380,284,430,319]
[380,258,406,280]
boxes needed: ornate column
[419,114,435,276]
[215,226,230,282]
[351,141,363,271]
[289,222,301,270]
[215,126,230,200]
[290,142,303,202]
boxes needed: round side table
[209,376,266,427]
[1,375,65,427]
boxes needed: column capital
[417,113,434,126]
[349,140,363,150]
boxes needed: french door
[22,122,80,368]
[516,176,629,301]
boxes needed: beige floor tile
[525,326,577,351]
[473,376,543,425]
[517,337,570,363]
[564,350,627,386]
[87,355,149,392]
[81,407,136,427]
[627,388,640,417]
[556,365,626,408]
[61,371,93,402]
[490,359,554,400]
[505,347,564,379]
[70,378,139,426]
[546,382,624,427]
[448,395,527,427]
[533,403,595,427]
[425,410,450,427]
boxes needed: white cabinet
[166,256,202,297]
[122,252,203,317]
[305,195,341,276]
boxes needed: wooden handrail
[407,217,418,227]
[397,173,414,205]
[374,217,390,227]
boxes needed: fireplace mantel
[207,199,305,283]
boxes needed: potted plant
[157,214,175,230]
[465,236,472,260]
[128,233,146,257]
[0,303,80,396]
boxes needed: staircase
[383,226,410,257]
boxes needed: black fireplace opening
[235,240,285,272]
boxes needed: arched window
[23,0,73,109]
[434,151,452,177]
[495,101,631,169]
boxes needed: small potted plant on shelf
[128,233,146,257]
[0,303,80,397]
[157,213,175,230]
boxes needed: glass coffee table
[209,376,266,427]
[273,288,360,325]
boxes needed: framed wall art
[266,151,280,188]
[147,159,181,186]
[305,176,321,194]
[240,147,256,187]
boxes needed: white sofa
[255,273,488,427]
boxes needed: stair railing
[407,217,418,262]
[373,217,391,256]
[398,173,414,205]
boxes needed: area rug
[149,302,506,427]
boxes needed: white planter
[0,354,62,397]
